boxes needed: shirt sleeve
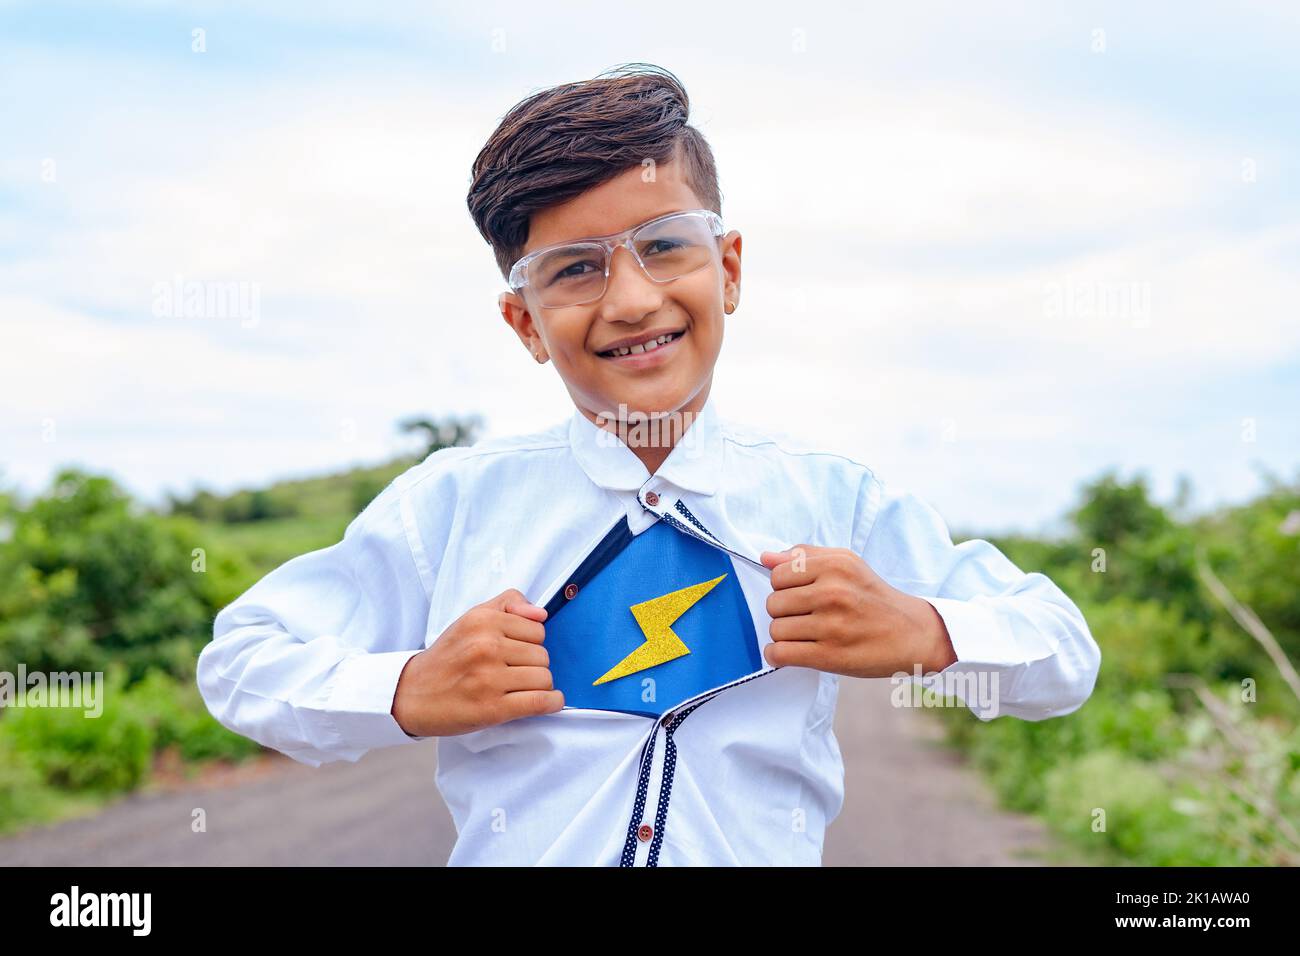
[196,479,433,767]
[851,471,1101,722]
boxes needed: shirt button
[637,823,653,842]
[645,491,660,507]
[563,583,578,600]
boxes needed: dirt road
[0,677,1064,865]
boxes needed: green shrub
[0,734,49,828]
[0,669,153,793]
[1086,598,1202,685]
[1042,748,1226,865]
[124,669,261,762]
[0,470,217,680]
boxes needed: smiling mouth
[596,330,685,359]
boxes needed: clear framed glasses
[508,208,725,308]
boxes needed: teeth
[603,331,679,357]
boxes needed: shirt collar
[568,394,723,497]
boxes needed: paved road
[0,677,1064,866]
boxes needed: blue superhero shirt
[542,517,762,717]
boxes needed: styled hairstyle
[467,62,722,283]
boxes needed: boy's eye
[639,238,684,257]
[556,260,598,279]
[544,259,601,286]
[533,245,605,288]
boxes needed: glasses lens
[521,214,719,308]
[529,242,607,307]
[634,214,716,282]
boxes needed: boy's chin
[590,388,695,423]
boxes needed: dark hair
[467,62,722,282]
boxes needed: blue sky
[2,0,1298,536]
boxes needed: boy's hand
[759,546,958,678]
[391,589,563,737]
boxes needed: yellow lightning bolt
[592,574,728,685]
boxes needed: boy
[197,63,1101,866]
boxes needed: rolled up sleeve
[196,481,433,766]
[853,472,1101,722]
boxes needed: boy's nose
[596,245,663,323]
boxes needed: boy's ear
[720,230,742,311]
[498,291,548,363]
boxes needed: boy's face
[498,159,742,429]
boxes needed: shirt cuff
[915,596,1025,719]
[323,648,427,749]
[923,596,1025,668]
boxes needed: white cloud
[3,8,1297,530]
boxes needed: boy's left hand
[759,546,958,678]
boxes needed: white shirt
[197,395,1100,866]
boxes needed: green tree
[398,413,482,459]
[1067,469,1205,623]
[0,469,221,680]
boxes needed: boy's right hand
[391,588,563,737]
